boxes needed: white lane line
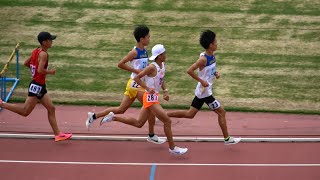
[0,160,319,167]
[1,133,320,142]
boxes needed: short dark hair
[133,25,150,42]
[199,30,216,49]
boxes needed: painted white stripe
[0,133,320,142]
[0,160,319,167]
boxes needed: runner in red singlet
[0,32,72,142]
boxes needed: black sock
[149,133,155,137]
[224,136,230,141]
[93,113,97,119]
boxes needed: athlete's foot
[55,132,72,142]
[169,146,188,155]
[85,112,95,130]
[147,135,166,144]
[100,112,115,125]
[224,136,241,145]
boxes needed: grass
[0,0,319,114]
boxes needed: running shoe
[100,112,115,125]
[169,146,188,155]
[55,132,72,142]
[224,137,241,145]
[147,135,166,144]
[85,112,95,129]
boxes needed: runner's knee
[162,117,172,125]
[47,105,55,113]
[136,121,145,128]
[117,109,126,114]
[21,108,33,117]
[185,111,196,119]
[115,106,128,114]
[216,108,226,117]
[21,111,31,117]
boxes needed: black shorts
[28,80,47,99]
[191,95,221,110]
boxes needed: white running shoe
[224,137,241,145]
[85,112,95,129]
[100,112,115,125]
[147,135,166,144]
[169,146,188,155]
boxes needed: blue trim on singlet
[204,54,216,67]
[135,47,148,59]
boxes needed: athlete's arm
[187,56,208,87]
[37,51,55,75]
[133,64,156,93]
[161,81,169,101]
[161,80,167,92]
[117,50,140,74]
[23,56,31,67]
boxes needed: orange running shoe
[55,132,72,142]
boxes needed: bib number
[141,61,147,69]
[208,100,221,110]
[29,83,42,95]
[210,67,216,76]
[130,80,141,88]
[30,65,36,77]
[147,94,158,102]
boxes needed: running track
[0,104,319,180]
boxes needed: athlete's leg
[95,95,135,118]
[214,106,229,138]
[148,104,175,150]
[0,96,38,116]
[112,107,150,128]
[40,94,60,135]
[167,96,202,119]
[167,107,199,119]
[136,91,155,134]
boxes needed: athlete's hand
[146,87,155,94]
[200,79,209,87]
[50,69,56,75]
[214,71,220,79]
[163,92,169,101]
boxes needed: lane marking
[0,160,319,167]
[1,133,320,142]
[150,164,156,180]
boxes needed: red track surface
[0,104,320,180]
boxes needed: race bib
[210,67,216,76]
[30,65,36,77]
[130,80,141,88]
[29,83,42,95]
[208,99,221,110]
[140,60,148,69]
[146,94,159,102]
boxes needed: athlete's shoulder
[128,48,138,58]
[198,54,207,62]
[199,51,206,57]
[148,62,158,70]
[38,50,48,60]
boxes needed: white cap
[149,44,165,60]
